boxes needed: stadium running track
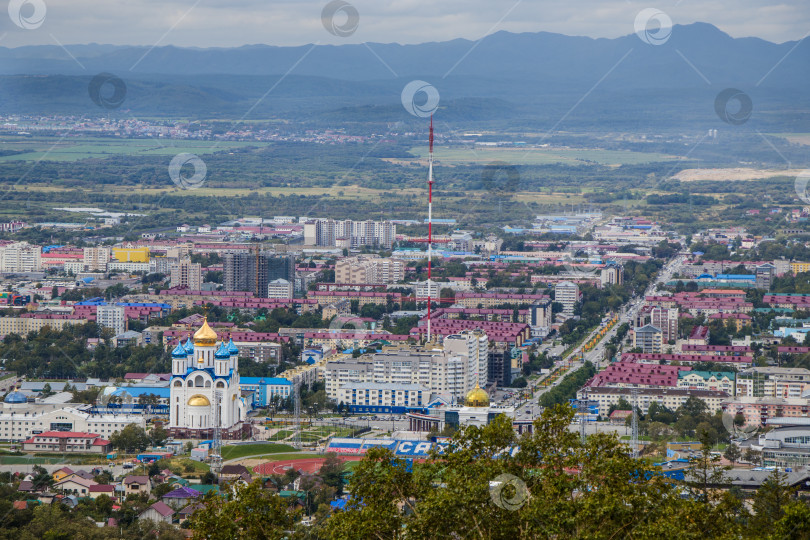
[253,456,365,475]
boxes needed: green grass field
[408,145,679,166]
[0,136,264,162]
[220,443,296,461]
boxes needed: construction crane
[254,243,261,298]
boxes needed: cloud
[2,0,808,48]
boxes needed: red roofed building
[586,362,690,389]
[687,325,710,345]
[622,352,752,368]
[22,431,111,454]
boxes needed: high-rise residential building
[650,306,679,344]
[634,324,663,353]
[335,255,405,284]
[415,280,440,301]
[83,247,111,272]
[600,262,624,287]
[554,281,580,316]
[756,263,775,291]
[443,330,489,388]
[170,261,202,290]
[735,367,810,398]
[325,333,488,405]
[0,242,41,273]
[267,278,294,299]
[97,304,127,336]
[224,253,294,298]
[488,345,512,387]
[530,299,553,336]
[303,219,396,249]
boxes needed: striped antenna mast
[427,115,434,343]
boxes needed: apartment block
[634,324,663,354]
[304,219,396,249]
[96,305,126,336]
[169,261,202,290]
[735,367,810,398]
[82,247,111,272]
[224,253,294,298]
[554,281,580,316]
[335,255,404,284]
[0,242,41,273]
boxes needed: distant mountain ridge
[0,23,807,127]
[2,23,806,86]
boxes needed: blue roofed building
[239,377,293,407]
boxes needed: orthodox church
[169,318,246,438]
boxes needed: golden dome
[187,394,210,407]
[193,318,217,346]
[465,383,489,407]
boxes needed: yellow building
[790,262,810,275]
[0,315,88,335]
[112,246,150,263]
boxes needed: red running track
[253,456,364,476]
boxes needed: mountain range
[1,23,808,130]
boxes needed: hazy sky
[2,0,808,48]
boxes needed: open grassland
[0,136,263,162]
[773,133,810,146]
[404,145,680,166]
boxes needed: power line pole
[631,388,639,459]
[211,389,222,476]
[293,382,301,450]
[579,388,588,445]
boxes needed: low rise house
[22,431,111,454]
[139,501,174,524]
[123,475,150,497]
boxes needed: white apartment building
[107,261,150,273]
[267,278,294,299]
[337,382,429,412]
[579,387,728,417]
[443,331,489,388]
[415,280,441,300]
[0,403,145,442]
[169,261,202,289]
[325,335,487,405]
[554,281,580,316]
[82,247,111,272]
[304,219,396,249]
[335,255,405,284]
[736,367,810,398]
[0,242,41,273]
[96,305,126,336]
[600,263,624,287]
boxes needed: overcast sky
[2,0,808,48]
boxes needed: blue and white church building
[169,318,246,438]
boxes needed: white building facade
[169,319,246,438]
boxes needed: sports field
[253,456,364,476]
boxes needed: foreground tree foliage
[187,406,810,539]
[324,406,808,540]
[189,481,299,539]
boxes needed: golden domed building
[169,318,246,438]
[465,383,489,407]
[407,382,533,436]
